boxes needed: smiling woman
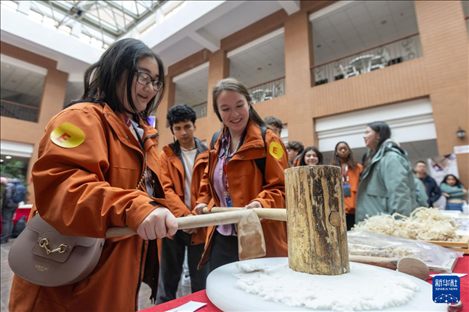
[8,38,178,312]
[194,78,289,273]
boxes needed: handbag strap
[136,153,147,190]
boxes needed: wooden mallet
[105,209,266,260]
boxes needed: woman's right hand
[194,203,208,215]
[136,208,178,240]
[442,192,450,198]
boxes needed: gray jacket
[356,139,418,223]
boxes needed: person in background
[157,104,209,303]
[264,116,283,138]
[8,38,178,311]
[356,121,418,223]
[329,142,362,231]
[286,141,304,167]
[0,176,8,214]
[194,78,288,272]
[440,174,467,211]
[299,146,323,166]
[1,177,22,244]
[413,177,429,207]
[414,160,441,207]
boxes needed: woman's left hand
[244,201,263,209]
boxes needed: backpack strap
[210,131,222,150]
[210,126,267,184]
[254,126,267,179]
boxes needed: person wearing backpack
[1,178,24,244]
[194,78,289,272]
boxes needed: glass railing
[192,101,207,119]
[1,99,39,122]
[311,33,422,86]
[248,76,285,104]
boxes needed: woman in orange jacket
[194,78,289,272]
[329,141,362,231]
[8,39,177,312]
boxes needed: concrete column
[207,50,229,123]
[155,76,175,131]
[414,1,469,185]
[284,11,315,146]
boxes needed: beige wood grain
[285,166,350,275]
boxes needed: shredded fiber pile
[353,208,458,241]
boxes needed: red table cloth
[144,255,469,312]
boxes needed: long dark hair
[367,121,391,150]
[212,78,266,127]
[330,141,358,169]
[299,146,323,166]
[81,38,165,121]
[441,174,464,188]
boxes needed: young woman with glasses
[9,38,177,312]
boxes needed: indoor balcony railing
[311,32,422,86]
[0,99,39,122]
[248,76,285,104]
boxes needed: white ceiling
[229,34,285,88]
[1,60,46,106]
[158,36,206,69]
[174,66,209,106]
[312,1,419,65]
[201,1,282,40]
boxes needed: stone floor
[1,239,191,312]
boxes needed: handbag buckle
[39,238,68,254]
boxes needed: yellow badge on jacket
[51,122,85,148]
[269,142,283,159]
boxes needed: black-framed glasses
[137,72,164,92]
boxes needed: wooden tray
[426,235,469,254]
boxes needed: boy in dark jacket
[157,104,209,303]
[414,160,441,207]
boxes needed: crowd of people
[3,38,467,311]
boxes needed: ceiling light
[5,156,12,159]
[0,159,3,162]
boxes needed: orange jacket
[344,163,363,214]
[159,139,208,245]
[197,121,289,267]
[9,102,166,312]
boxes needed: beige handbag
[8,214,105,287]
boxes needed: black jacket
[420,175,441,206]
